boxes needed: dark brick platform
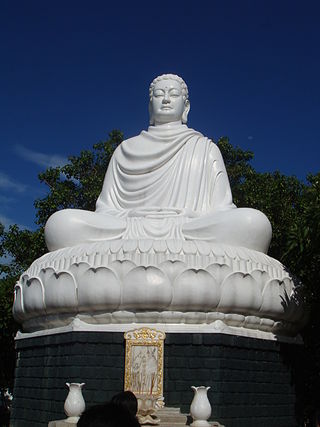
[11,331,303,427]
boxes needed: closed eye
[154,90,165,97]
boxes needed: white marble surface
[13,239,305,336]
[15,317,303,343]
[48,420,77,426]
[13,75,304,337]
[190,386,212,427]
[44,74,271,253]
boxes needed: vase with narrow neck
[190,386,211,427]
[64,382,85,423]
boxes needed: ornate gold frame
[124,328,166,398]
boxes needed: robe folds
[95,124,235,239]
[45,123,272,252]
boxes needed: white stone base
[15,318,303,344]
[157,407,187,426]
[13,239,305,336]
[48,420,77,427]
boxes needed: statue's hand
[127,207,200,219]
[128,207,184,218]
[182,208,200,219]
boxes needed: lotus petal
[23,277,45,315]
[260,279,286,318]
[109,260,136,279]
[12,284,25,321]
[77,267,120,310]
[122,266,172,310]
[45,271,77,313]
[159,260,186,282]
[206,263,232,286]
[171,269,219,310]
[219,272,262,314]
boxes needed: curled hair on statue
[149,74,189,101]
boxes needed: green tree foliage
[217,137,305,261]
[0,276,18,391]
[0,130,123,391]
[0,132,319,421]
[282,173,320,421]
[238,171,305,261]
[0,226,46,277]
[218,137,320,421]
[216,136,255,201]
[283,173,320,294]
[35,129,123,227]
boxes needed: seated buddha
[45,74,272,254]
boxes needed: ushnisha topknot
[149,74,189,101]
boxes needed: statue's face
[150,79,188,125]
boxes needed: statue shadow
[276,267,318,426]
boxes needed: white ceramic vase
[64,382,86,423]
[190,386,211,427]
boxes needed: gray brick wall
[12,332,125,427]
[164,334,299,427]
[11,332,302,427]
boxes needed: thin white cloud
[247,136,254,140]
[14,144,68,169]
[0,214,12,228]
[0,172,27,193]
[0,214,29,230]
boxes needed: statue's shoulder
[208,138,220,150]
[205,137,224,161]
[185,128,222,159]
[112,134,142,158]
[119,133,143,148]
[187,127,216,146]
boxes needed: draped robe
[45,123,271,253]
[95,124,235,239]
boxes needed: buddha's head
[149,74,190,125]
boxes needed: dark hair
[77,402,140,427]
[111,391,138,417]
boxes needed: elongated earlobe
[182,100,190,124]
[148,101,154,125]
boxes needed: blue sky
[1,0,319,230]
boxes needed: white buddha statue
[45,74,272,253]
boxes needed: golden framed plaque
[124,328,166,398]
